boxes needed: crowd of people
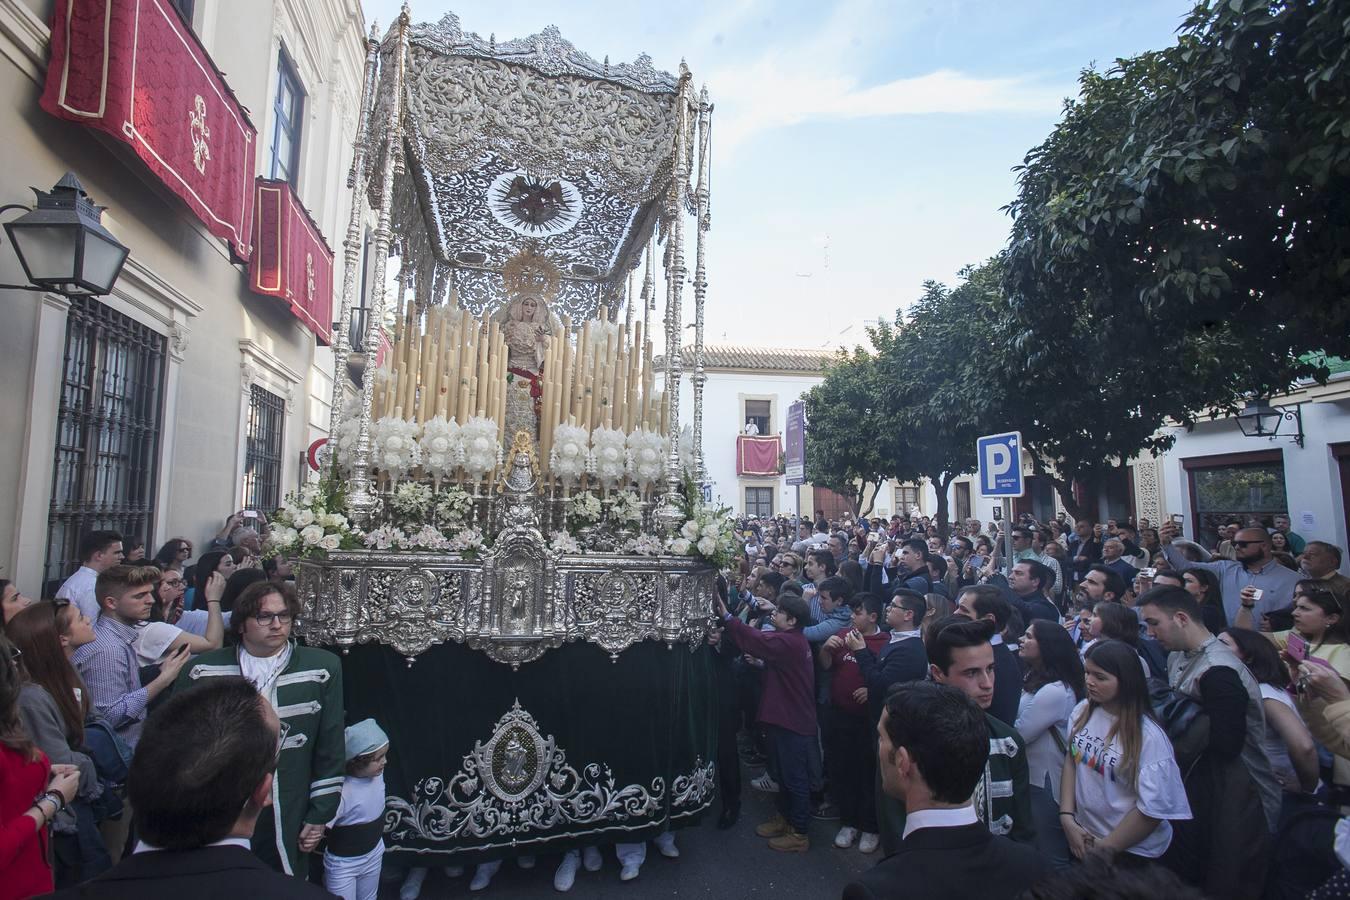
[4,505,1350,899]
[719,509,1350,898]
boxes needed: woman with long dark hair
[1016,620,1087,869]
[8,601,109,885]
[1220,627,1318,798]
[1,579,34,629]
[1059,639,1190,861]
[1181,568,1227,634]
[0,633,81,897]
[186,550,237,611]
[151,537,193,573]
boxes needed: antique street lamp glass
[4,173,129,296]
[1236,399,1283,438]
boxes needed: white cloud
[709,60,1067,157]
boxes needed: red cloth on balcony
[737,434,781,476]
[249,178,335,343]
[41,0,258,259]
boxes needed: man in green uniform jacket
[174,580,345,876]
[876,616,1034,855]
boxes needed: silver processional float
[281,5,726,860]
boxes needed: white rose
[319,534,341,551]
[680,521,700,541]
[473,437,491,452]
[702,521,721,539]
[602,447,619,462]
[430,436,450,452]
[670,538,692,555]
[384,452,402,468]
[385,435,404,452]
[562,443,580,458]
[294,509,315,527]
[640,448,656,462]
[300,525,325,546]
[697,536,717,556]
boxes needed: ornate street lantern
[2,173,129,297]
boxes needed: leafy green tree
[1001,0,1350,517]
[871,260,1019,537]
[803,350,913,518]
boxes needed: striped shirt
[73,615,150,747]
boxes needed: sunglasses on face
[1232,540,1264,548]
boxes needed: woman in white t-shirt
[1016,620,1086,870]
[1059,639,1191,860]
[1221,627,1319,796]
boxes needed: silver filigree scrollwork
[383,700,668,843]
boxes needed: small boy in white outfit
[324,719,390,900]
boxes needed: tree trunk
[934,473,957,541]
[859,480,881,518]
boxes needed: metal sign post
[977,431,1025,575]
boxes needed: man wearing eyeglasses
[174,580,345,879]
[1160,522,1302,627]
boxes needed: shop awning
[40,0,257,259]
[249,178,334,344]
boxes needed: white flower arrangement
[372,416,423,483]
[362,525,402,551]
[389,482,433,525]
[622,534,665,556]
[676,423,697,476]
[267,483,357,559]
[570,492,603,523]
[626,428,665,490]
[460,416,501,481]
[590,426,628,488]
[447,527,486,554]
[662,473,736,569]
[608,490,644,526]
[549,530,582,554]
[549,422,590,485]
[407,525,451,551]
[333,394,363,474]
[418,415,463,482]
[433,487,474,528]
[586,319,620,353]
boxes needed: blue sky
[363,0,1195,348]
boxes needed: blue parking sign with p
[977,432,1024,498]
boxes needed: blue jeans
[1029,783,1072,871]
[767,726,812,833]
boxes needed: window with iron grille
[894,485,920,514]
[44,298,165,595]
[745,486,774,518]
[242,385,285,512]
[269,49,305,186]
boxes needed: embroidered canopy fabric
[250,178,335,344]
[376,13,692,320]
[342,640,716,857]
[41,0,257,259]
[737,435,782,477]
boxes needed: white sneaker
[834,826,859,848]
[620,863,641,881]
[444,866,465,878]
[553,851,580,892]
[751,773,779,792]
[400,868,428,900]
[470,860,501,891]
[653,833,679,859]
[858,832,880,854]
[582,846,603,872]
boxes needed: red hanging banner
[41,0,257,259]
[249,178,334,344]
[737,435,783,477]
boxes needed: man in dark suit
[841,682,1047,900]
[955,585,1023,727]
[50,677,333,899]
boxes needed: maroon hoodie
[722,614,818,736]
